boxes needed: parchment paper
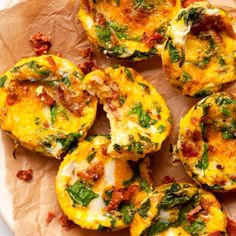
[0,0,235,235]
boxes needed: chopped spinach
[114,0,120,6]
[222,130,234,139]
[87,151,96,163]
[140,179,152,193]
[181,71,192,83]
[148,221,171,235]
[61,76,71,86]
[0,75,7,87]
[183,7,204,26]
[211,184,224,191]
[166,39,179,63]
[138,82,150,93]
[184,220,206,236]
[219,56,226,66]
[128,47,157,61]
[221,106,231,117]
[124,68,134,81]
[196,143,208,170]
[50,104,57,124]
[157,125,166,133]
[118,95,126,105]
[107,45,127,56]
[66,179,98,207]
[120,204,135,224]
[109,21,128,39]
[138,199,150,218]
[95,25,111,43]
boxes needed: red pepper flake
[16,169,33,181]
[30,32,52,56]
[58,214,74,231]
[227,217,236,236]
[162,176,176,184]
[78,61,98,75]
[46,212,56,225]
[79,48,94,60]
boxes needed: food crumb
[46,212,56,225]
[58,214,74,231]
[30,32,52,56]
[78,61,98,75]
[16,169,33,181]
[79,47,94,60]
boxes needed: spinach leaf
[118,95,126,105]
[157,125,166,133]
[221,106,231,117]
[114,0,120,6]
[0,75,7,87]
[50,104,57,124]
[87,151,96,163]
[166,39,179,63]
[120,204,135,224]
[109,21,128,39]
[138,82,150,93]
[219,56,226,66]
[139,179,152,193]
[196,143,208,170]
[183,7,204,25]
[184,220,206,236]
[66,179,98,207]
[95,25,111,43]
[138,199,150,218]
[61,76,71,86]
[124,68,134,81]
[107,45,127,56]
[148,221,171,235]
[181,71,192,83]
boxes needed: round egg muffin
[177,92,236,191]
[0,55,97,159]
[130,183,228,236]
[83,65,172,160]
[162,2,236,97]
[56,135,153,230]
[78,0,181,60]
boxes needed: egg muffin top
[56,135,153,230]
[177,92,236,191]
[83,65,172,160]
[162,2,236,97]
[78,0,181,60]
[130,183,228,236]
[0,55,97,159]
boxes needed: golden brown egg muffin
[177,92,236,191]
[78,0,181,60]
[0,55,97,159]
[56,135,153,231]
[130,183,228,236]
[83,65,172,160]
[162,2,236,97]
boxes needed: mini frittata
[0,55,97,159]
[177,93,236,191]
[83,66,172,160]
[56,135,153,231]
[130,183,228,236]
[78,0,181,60]
[162,2,236,97]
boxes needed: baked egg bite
[56,135,153,230]
[0,55,97,159]
[78,0,181,61]
[130,183,228,236]
[83,65,172,160]
[177,92,236,191]
[162,2,236,97]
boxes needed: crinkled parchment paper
[0,0,235,235]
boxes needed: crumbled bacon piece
[16,169,33,181]
[46,212,56,225]
[106,185,139,211]
[187,206,202,222]
[162,176,176,184]
[208,145,216,152]
[95,12,106,26]
[77,162,104,181]
[6,92,18,105]
[81,0,93,12]
[186,130,202,142]
[46,56,56,67]
[101,146,108,155]
[106,97,117,111]
[142,32,164,46]
[30,32,52,56]
[227,218,236,236]
[181,0,204,8]
[39,89,55,106]
[181,141,199,157]
[79,48,94,60]
[58,214,74,231]
[208,232,223,236]
[78,61,98,75]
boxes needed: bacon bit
[16,169,33,181]
[39,89,55,106]
[208,232,223,236]
[30,32,51,56]
[187,206,202,222]
[46,212,56,225]
[78,61,98,75]
[77,162,104,181]
[208,145,216,152]
[79,48,94,60]
[142,32,164,46]
[6,92,18,105]
[216,164,224,170]
[46,56,56,67]
[181,141,199,157]
[181,0,205,8]
[58,214,74,231]
[81,0,93,12]
[106,97,117,111]
[101,146,108,155]
[95,12,106,26]
[227,218,236,236]
[162,176,176,184]
[106,185,139,211]
[186,130,202,142]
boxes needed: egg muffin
[162,2,236,97]
[83,65,172,160]
[56,135,153,230]
[177,92,236,191]
[0,55,97,159]
[130,183,228,236]
[78,0,181,61]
